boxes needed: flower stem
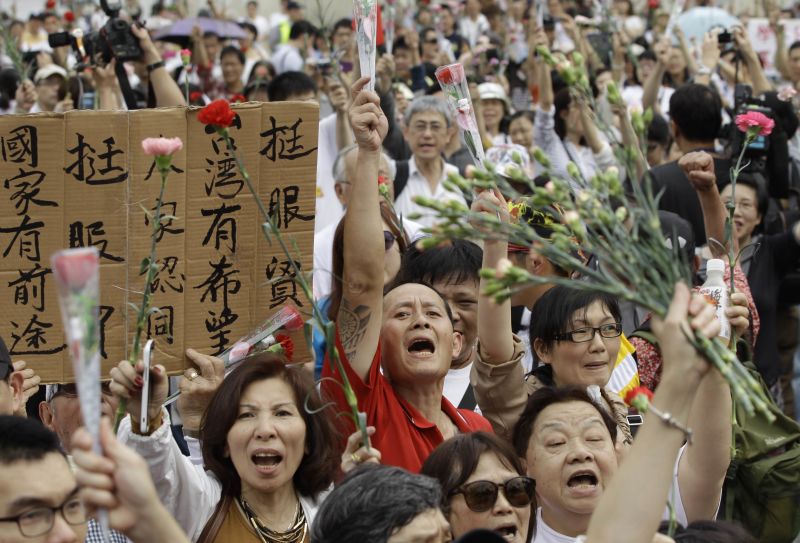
[113,168,169,432]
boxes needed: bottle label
[699,286,730,339]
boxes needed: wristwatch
[696,65,712,76]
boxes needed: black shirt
[648,157,731,246]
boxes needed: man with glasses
[395,96,465,229]
[0,415,88,543]
[38,384,127,543]
[0,338,24,417]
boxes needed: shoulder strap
[394,159,409,198]
[197,493,233,543]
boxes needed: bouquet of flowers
[51,247,110,540]
[163,305,305,406]
[354,0,378,91]
[435,63,485,167]
[413,150,773,420]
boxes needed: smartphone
[140,339,154,431]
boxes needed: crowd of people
[1,0,800,541]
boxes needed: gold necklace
[238,496,307,543]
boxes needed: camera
[717,30,733,44]
[48,0,142,66]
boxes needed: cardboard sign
[747,18,800,77]
[0,102,318,383]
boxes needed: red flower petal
[275,333,294,361]
[52,248,99,290]
[197,98,236,128]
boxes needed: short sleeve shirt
[321,331,493,473]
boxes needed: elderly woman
[421,432,534,542]
[111,353,340,542]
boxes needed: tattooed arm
[337,77,389,381]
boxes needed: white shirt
[444,363,473,408]
[622,85,674,120]
[459,14,490,48]
[313,216,424,300]
[315,114,343,234]
[394,156,465,229]
[272,43,304,74]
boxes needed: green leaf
[140,257,151,274]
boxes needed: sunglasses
[52,382,113,398]
[383,230,396,251]
[451,476,535,512]
[424,38,439,44]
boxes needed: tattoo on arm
[339,299,372,362]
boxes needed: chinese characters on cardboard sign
[0,103,318,382]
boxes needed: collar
[409,155,447,180]
[394,388,469,431]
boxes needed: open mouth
[495,524,519,541]
[252,452,282,468]
[567,471,598,489]
[407,338,435,355]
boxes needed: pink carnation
[141,137,183,157]
[180,48,191,65]
[735,111,775,137]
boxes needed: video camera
[728,84,772,176]
[47,0,142,67]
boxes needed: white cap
[707,258,725,273]
[33,64,68,84]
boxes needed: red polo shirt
[321,332,492,473]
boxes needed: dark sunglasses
[424,38,438,44]
[383,230,396,251]
[451,476,535,512]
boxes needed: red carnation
[52,247,99,291]
[197,98,235,129]
[624,386,654,412]
[46,0,56,9]
[229,93,246,104]
[647,0,659,9]
[275,333,294,361]
[189,91,203,103]
[64,10,75,22]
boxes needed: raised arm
[734,27,773,96]
[643,38,669,114]
[338,77,389,381]
[694,32,721,89]
[474,189,514,363]
[586,283,719,543]
[678,151,734,257]
[132,24,186,107]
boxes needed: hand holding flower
[109,359,169,434]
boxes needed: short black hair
[267,71,317,101]
[0,416,63,464]
[220,45,245,66]
[202,30,220,40]
[383,279,456,325]
[289,20,317,41]
[311,464,443,543]
[669,84,722,142]
[512,386,618,458]
[661,519,758,542]
[332,17,352,33]
[395,240,482,288]
[529,286,621,355]
[394,36,410,52]
[789,40,800,54]
[239,21,258,38]
[647,113,670,147]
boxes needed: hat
[0,337,10,381]
[478,82,510,112]
[33,64,68,84]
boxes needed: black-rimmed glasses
[0,495,87,537]
[553,323,622,343]
[450,476,535,512]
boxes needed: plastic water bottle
[699,259,730,340]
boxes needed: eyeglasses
[383,230,396,251]
[0,495,87,537]
[424,38,439,44]
[451,476,535,512]
[410,121,446,134]
[553,323,622,343]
